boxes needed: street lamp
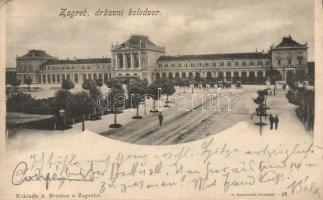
[82,113,85,131]
[144,96,147,115]
[190,81,194,94]
[59,109,66,130]
[272,75,276,95]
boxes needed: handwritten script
[11,138,323,198]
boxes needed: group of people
[269,114,279,130]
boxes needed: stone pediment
[112,45,139,52]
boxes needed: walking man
[269,114,274,130]
[158,112,163,126]
[274,115,279,130]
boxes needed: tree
[25,76,33,92]
[265,69,282,84]
[62,79,75,90]
[109,87,125,128]
[128,82,147,119]
[161,81,176,105]
[82,79,101,119]
[286,72,297,89]
[104,78,123,90]
[182,78,190,92]
[69,91,93,117]
[253,89,268,124]
[55,89,73,123]
[147,82,162,112]
[142,79,149,87]
[174,77,183,87]
[96,78,104,89]
[82,79,97,91]
[8,78,21,92]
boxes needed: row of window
[277,57,303,66]
[158,60,270,68]
[156,71,266,79]
[40,73,111,84]
[44,64,111,71]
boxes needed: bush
[62,79,75,90]
[6,92,56,114]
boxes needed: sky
[5,0,314,68]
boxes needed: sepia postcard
[0,0,323,199]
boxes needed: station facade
[15,35,309,84]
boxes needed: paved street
[100,89,249,145]
[7,85,313,149]
[99,85,312,145]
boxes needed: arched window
[52,74,56,83]
[75,74,78,83]
[226,72,231,80]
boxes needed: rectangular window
[242,61,246,66]
[220,62,224,66]
[278,59,281,66]
[258,61,263,65]
[288,59,292,65]
[235,62,239,66]
[298,57,303,65]
[227,62,231,66]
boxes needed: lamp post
[144,96,147,115]
[82,114,85,131]
[273,75,276,96]
[190,81,194,94]
[59,109,66,131]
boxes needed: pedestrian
[274,115,279,130]
[158,112,163,126]
[269,114,274,130]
